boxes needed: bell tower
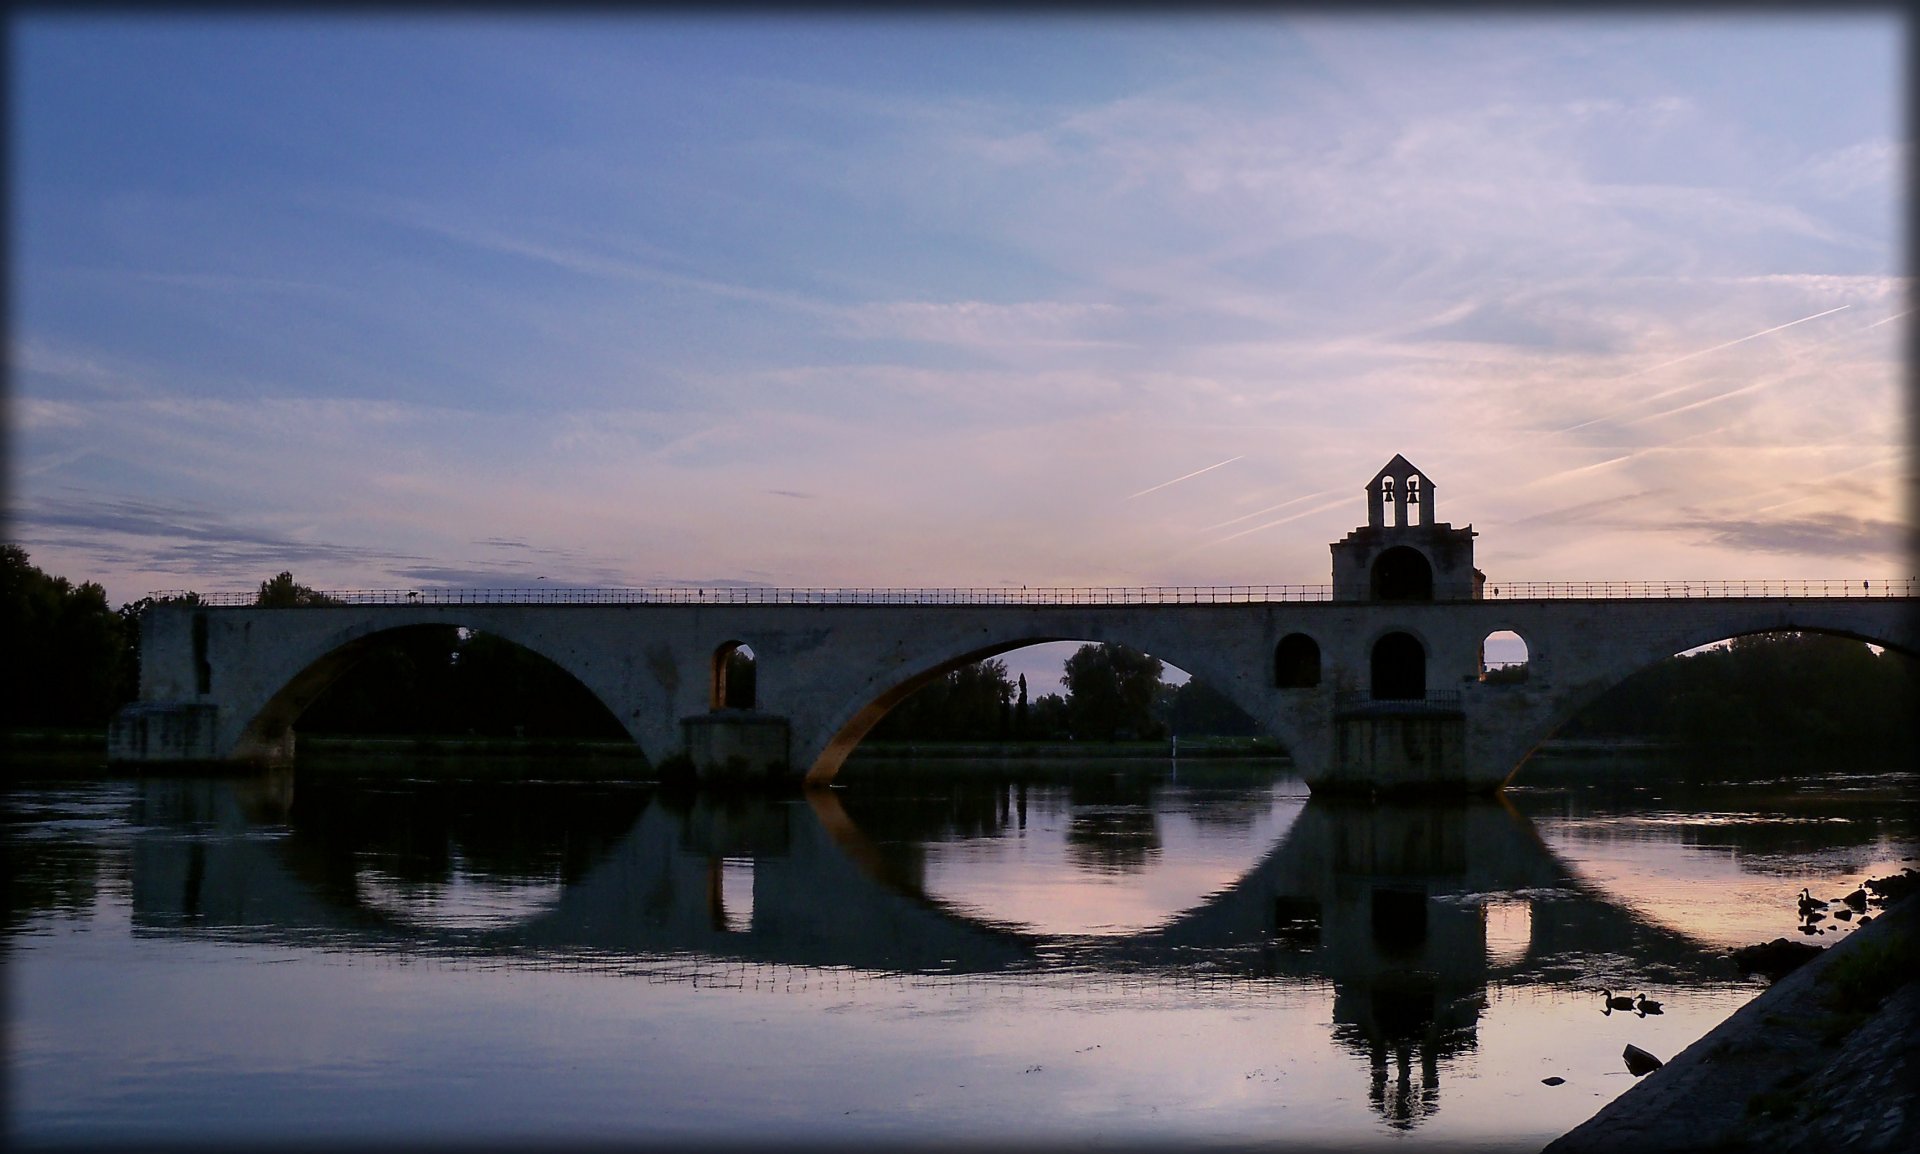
[1331,455,1482,601]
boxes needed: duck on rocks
[1798,888,1829,913]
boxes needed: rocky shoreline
[1545,880,1918,1153]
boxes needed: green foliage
[1,545,135,728]
[1064,642,1166,741]
[1559,632,1917,750]
[869,658,1015,741]
[872,645,1259,743]
[1166,677,1259,737]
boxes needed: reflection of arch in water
[129,776,1737,999]
[806,630,1300,784]
[228,619,640,765]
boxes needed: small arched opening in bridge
[1275,633,1321,689]
[1371,546,1433,601]
[1371,632,1427,701]
[712,642,757,710]
[1480,630,1530,684]
[252,623,632,751]
[1546,629,1917,759]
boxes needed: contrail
[1199,489,1338,532]
[1561,304,1851,433]
[1127,455,1244,500]
[1207,495,1351,545]
[1621,304,1850,380]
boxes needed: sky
[11,14,1911,635]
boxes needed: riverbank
[1545,882,1918,1153]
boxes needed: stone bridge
[110,456,1915,793]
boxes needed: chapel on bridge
[1330,454,1484,601]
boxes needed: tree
[1556,631,1916,752]
[869,658,1015,741]
[256,572,337,608]
[1,545,134,728]
[1062,643,1166,741]
[1167,677,1259,737]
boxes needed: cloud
[837,299,1122,350]
[1676,514,1909,562]
[1781,138,1902,200]
[13,492,423,582]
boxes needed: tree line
[4,547,1913,750]
[867,643,1260,743]
[1555,630,1917,752]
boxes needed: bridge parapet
[147,576,1915,608]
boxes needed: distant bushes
[1557,632,1917,752]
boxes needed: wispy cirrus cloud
[1676,514,1908,562]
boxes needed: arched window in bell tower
[1403,476,1422,525]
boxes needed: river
[6,750,1913,1151]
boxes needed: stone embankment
[1545,876,1917,1153]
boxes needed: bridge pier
[679,712,791,783]
[1326,709,1475,796]
[107,703,221,764]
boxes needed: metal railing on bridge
[150,576,1915,608]
[1479,578,1915,600]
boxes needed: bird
[1798,888,1829,915]
[1634,994,1663,1016]
[1601,989,1637,1012]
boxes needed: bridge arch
[1504,608,1917,785]
[803,626,1301,784]
[228,613,643,764]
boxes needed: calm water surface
[7,752,1914,1150]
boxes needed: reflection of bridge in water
[135,772,1734,1130]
